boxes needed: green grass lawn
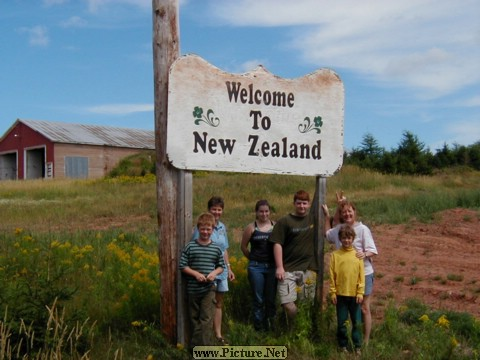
[0,166,479,359]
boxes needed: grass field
[0,166,479,359]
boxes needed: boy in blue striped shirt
[180,213,225,347]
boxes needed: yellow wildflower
[419,314,430,323]
[305,274,317,285]
[132,268,150,283]
[50,240,61,248]
[59,241,71,249]
[437,315,450,329]
[14,228,23,235]
[82,245,94,253]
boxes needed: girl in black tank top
[241,200,277,331]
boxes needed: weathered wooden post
[152,0,190,344]
[313,176,327,332]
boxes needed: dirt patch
[368,208,480,321]
[233,208,480,321]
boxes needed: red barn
[0,119,155,180]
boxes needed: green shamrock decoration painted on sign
[193,106,220,127]
[298,116,323,134]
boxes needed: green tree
[393,131,432,175]
[452,144,469,166]
[348,133,384,170]
[432,143,456,168]
[468,141,480,170]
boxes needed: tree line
[345,131,480,175]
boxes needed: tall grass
[0,166,479,358]
[193,166,480,231]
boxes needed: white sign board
[167,54,344,176]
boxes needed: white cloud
[18,26,50,47]
[60,16,88,28]
[86,104,153,115]
[206,0,480,99]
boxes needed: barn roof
[14,119,155,149]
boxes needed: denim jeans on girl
[247,261,277,331]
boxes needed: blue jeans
[247,261,277,331]
[336,295,362,349]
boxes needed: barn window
[65,156,88,178]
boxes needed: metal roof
[17,119,155,149]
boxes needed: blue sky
[1,0,479,152]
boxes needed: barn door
[25,148,45,179]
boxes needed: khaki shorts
[277,270,317,304]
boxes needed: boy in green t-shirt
[270,190,318,321]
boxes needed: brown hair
[255,199,270,211]
[197,212,216,228]
[293,190,310,202]
[207,196,224,209]
[338,224,356,240]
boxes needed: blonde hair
[197,212,216,228]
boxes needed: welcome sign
[167,54,344,176]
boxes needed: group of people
[179,190,378,354]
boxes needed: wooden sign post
[153,2,343,345]
[152,0,193,345]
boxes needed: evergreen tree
[348,133,384,170]
[345,132,479,174]
[393,131,432,175]
[466,141,480,170]
[433,143,455,168]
